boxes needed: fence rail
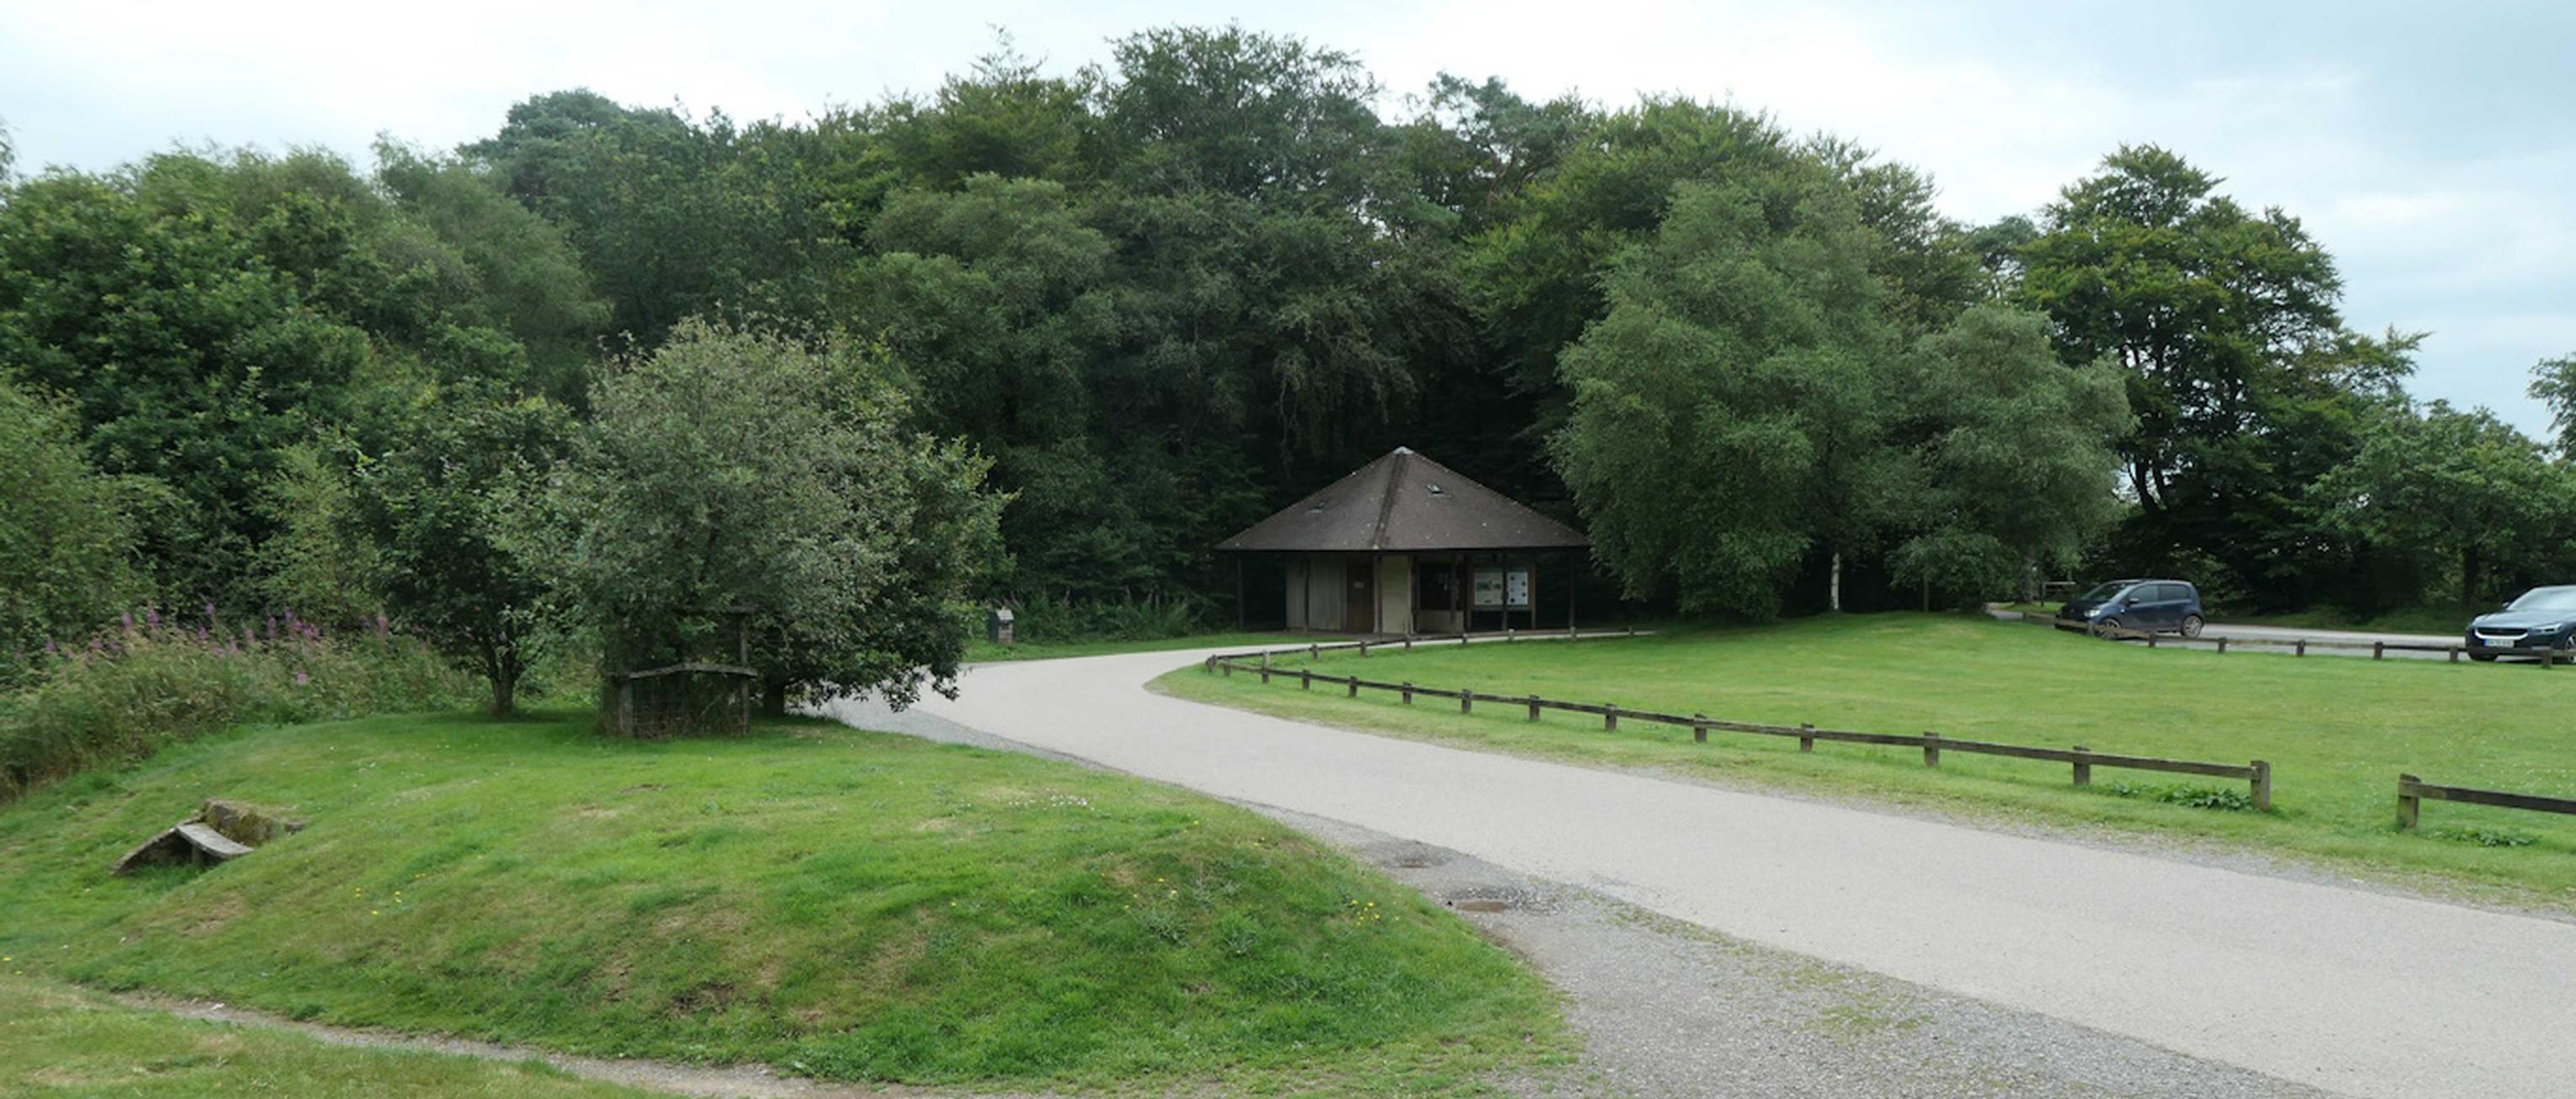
[2002,608,2566,666]
[2398,774,2576,830]
[1206,636,2272,810]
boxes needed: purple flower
[195,625,209,642]
[374,613,390,639]
[144,607,161,628]
[264,616,277,640]
[120,611,135,632]
[294,671,310,686]
[203,599,217,623]
[43,638,58,657]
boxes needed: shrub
[2099,780,2256,812]
[1001,594,1206,644]
[2425,825,2538,848]
[0,608,475,801]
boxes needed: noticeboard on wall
[1474,566,1532,610]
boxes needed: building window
[1416,564,1459,611]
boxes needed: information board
[1505,566,1531,608]
[1472,568,1506,609]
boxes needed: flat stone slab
[111,799,301,874]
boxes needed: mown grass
[1159,613,2576,905]
[0,711,1566,1093]
[0,974,651,1097]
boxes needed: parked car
[2463,586,2576,661]
[2056,579,2205,639]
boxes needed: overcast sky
[6,0,2568,433]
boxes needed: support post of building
[1235,556,1246,630]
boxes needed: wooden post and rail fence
[1208,629,2576,833]
[2000,608,2566,666]
[1205,631,2273,810]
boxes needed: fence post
[2072,746,2091,787]
[1299,669,1312,691]
[1401,682,1414,705]
[1346,677,1358,698]
[2296,640,2307,657]
[2148,634,2158,649]
[2249,760,2272,811]
[2398,772,2420,830]
[1222,661,1232,677]
[1692,713,1708,744]
[1628,624,1638,637]
[1358,640,1369,658]
[1461,688,1474,714]
[1798,723,1815,753]
[2216,636,2228,655]
[1309,643,1320,660]
[1527,695,1541,722]
[1604,703,1618,732]
[1922,730,1941,767]
[1403,637,1412,653]
[2372,641,2385,661]
[2448,647,2460,663]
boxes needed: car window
[2508,588,2576,612]
[2078,581,2127,601]
[2158,583,2191,603]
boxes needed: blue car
[2056,579,2206,639]
[2464,586,2576,661]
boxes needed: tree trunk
[1829,552,1843,613]
[761,681,789,719]
[490,663,518,718]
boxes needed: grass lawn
[1160,613,2576,905]
[963,630,1327,664]
[0,974,650,1097]
[0,711,1566,1093]
[2219,604,2483,636]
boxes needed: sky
[4,0,2569,433]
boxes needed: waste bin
[986,607,1015,645]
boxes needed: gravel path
[852,697,2319,1097]
[826,643,2576,1099]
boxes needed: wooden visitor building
[1217,448,1591,634]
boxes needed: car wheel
[2092,616,2122,639]
[2180,614,2204,639]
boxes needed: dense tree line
[6,24,2575,703]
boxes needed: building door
[1345,559,1375,634]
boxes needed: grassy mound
[0,712,1563,1091]
[1163,613,2576,901]
[0,974,648,1096]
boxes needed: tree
[550,321,1004,723]
[2314,401,2575,607]
[2529,353,2576,458]
[1885,305,2130,604]
[0,380,138,683]
[1552,172,1907,618]
[347,381,569,715]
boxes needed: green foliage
[0,146,602,608]
[0,380,139,686]
[1887,305,2131,603]
[2425,825,2537,848]
[250,443,380,630]
[1553,171,1906,617]
[349,382,573,715]
[2528,352,2576,458]
[2313,400,2575,605]
[550,321,1004,714]
[0,612,472,802]
[1004,594,1206,645]
[0,713,1564,1090]
[2098,781,2255,812]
